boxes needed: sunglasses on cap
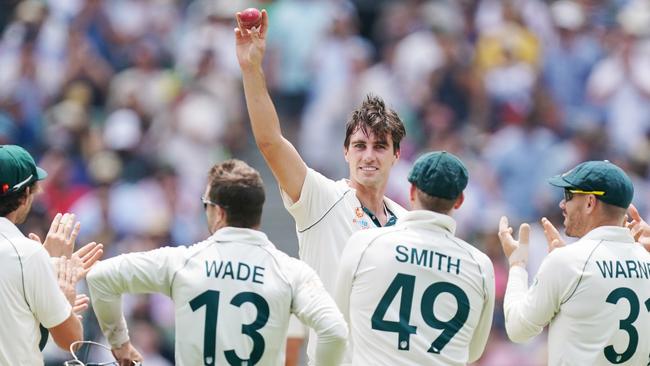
[563,188,605,202]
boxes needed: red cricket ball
[239,8,262,29]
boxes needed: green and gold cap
[0,145,47,195]
[548,160,633,208]
[408,151,468,200]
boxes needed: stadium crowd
[0,0,649,364]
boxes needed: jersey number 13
[190,290,269,366]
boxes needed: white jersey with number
[281,168,406,363]
[0,218,72,365]
[334,211,495,366]
[504,226,650,365]
[87,227,347,366]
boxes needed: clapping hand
[541,217,565,252]
[498,216,530,267]
[626,204,650,252]
[30,213,80,258]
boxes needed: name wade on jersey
[205,260,266,284]
[395,244,461,275]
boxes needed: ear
[453,192,465,209]
[584,195,597,214]
[394,147,401,161]
[343,146,349,162]
[409,184,416,203]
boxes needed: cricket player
[499,160,650,365]
[0,145,84,364]
[335,151,495,365]
[235,11,406,363]
[87,159,348,366]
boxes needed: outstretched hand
[498,216,530,267]
[626,204,650,252]
[541,217,565,252]
[72,241,104,279]
[234,9,269,71]
[30,213,80,258]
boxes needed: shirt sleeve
[24,248,72,329]
[289,258,348,366]
[87,246,184,347]
[468,256,496,362]
[280,168,347,230]
[333,231,371,327]
[503,249,574,343]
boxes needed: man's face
[560,189,588,238]
[344,128,399,190]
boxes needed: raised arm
[235,10,307,202]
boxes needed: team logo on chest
[352,207,371,230]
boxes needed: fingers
[72,294,89,316]
[62,213,76,238]
[28,233,42,243]
[74,241,97,257]
[260,9,268,36]
[518,223,530,245]
[69,221,81,246]
[498,216,511,238]
[49,213,62,234]
[628,204,642,222]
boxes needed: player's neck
[354,185,387,217]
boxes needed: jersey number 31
[371,273,469,355]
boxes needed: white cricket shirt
[504,226,650,365]
[0,217,72,365]
[87,227,347,366]
[281,168,406,363]
[335,211,495,366]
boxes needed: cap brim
[36,166,47,180]
[547,175,573,188]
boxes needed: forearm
[503,266,544,343]
[241,66,284,150]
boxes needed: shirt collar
[581,226,635,243]
[208,226,274,247]
[0,217,25,238]
[398,210,457,235]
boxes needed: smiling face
[344,128,399,190]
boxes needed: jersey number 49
[371,273,469,355]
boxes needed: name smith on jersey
[395,244,461,275]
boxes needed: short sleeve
[24,248,71,329]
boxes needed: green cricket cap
[548,160,633,208]
[0,145,47,195]
[408,151,468,200]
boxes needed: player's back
[347,212,494,366]
[548,234,650,365]
[170,228,296,366]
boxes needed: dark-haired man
[0,145,84,364]
[88,159,347,366]
[499,160,650,365]
[235,12,407,363]
[335,151,495,365]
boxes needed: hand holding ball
[239,8,262,29]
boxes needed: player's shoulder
[452,236,494,271]
[348,225,405,246]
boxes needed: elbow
[51,315,83,351]
[504,321,533,344]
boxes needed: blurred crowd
[0,0,649,365]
